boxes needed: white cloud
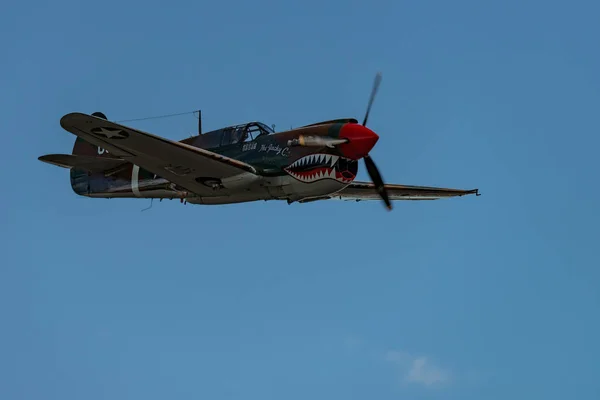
[406,356,450,385]
[385,350,450,387]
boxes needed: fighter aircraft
[38,73,479,210]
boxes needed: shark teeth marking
[285,153,357,184]
[286,167,355,183]
[288,154,339,170]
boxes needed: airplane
[38,73,479,210]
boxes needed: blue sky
[2,0,599,398]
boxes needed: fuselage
[70,120,378,205]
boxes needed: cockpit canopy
[193,121,274,149]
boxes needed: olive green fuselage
[70,121,360,205]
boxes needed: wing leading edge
[332,181,480,201]
[58,112,258,196]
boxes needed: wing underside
[57,112,259,196]
[332,181,479,201]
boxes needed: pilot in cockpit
[237,126,249,143]
[229,126,245,144]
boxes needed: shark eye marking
[284,153,358,183]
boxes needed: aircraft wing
[59,112,258,195]
[331,181,479,201]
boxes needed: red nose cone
[338,123,380,160]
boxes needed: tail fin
[71,136,115,158]
[38,111,143,198]
[68,136,130,195]
[38,111,128,195]
[38,110,119,169]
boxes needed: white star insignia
[94,127,127,139]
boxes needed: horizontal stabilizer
[38,154,127,172]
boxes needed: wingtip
[59,112,80,128]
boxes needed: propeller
[360,72,392,210]
[286,72,391,210]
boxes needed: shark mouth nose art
[284,153,358,183]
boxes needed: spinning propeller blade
[360,72,392,210]
[364,154,391,210]
[362,72,382,127]
[287,72,391,210]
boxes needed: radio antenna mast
[197,110,202,134]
